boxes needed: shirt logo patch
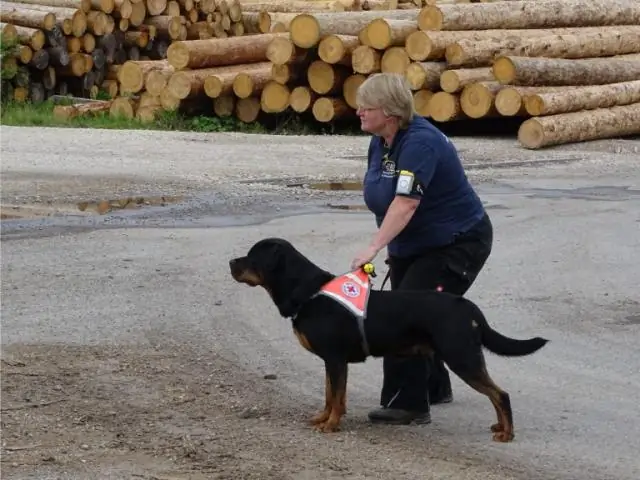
[381,153,396,179]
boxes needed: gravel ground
[1,126,640,480]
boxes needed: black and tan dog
[229,237,549,442]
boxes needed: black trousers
[379,212,493,412]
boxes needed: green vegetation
[0,99,265,133]
[0,98,366,135]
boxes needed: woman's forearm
[370,197,419,252]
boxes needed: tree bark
[11,0,91,13]
[493,54,640,86]
[518,102,640,149]
[446,27,640,67]
[418,0,640,31]
[167,32,285,70]
[405,26,629,62]
[524,80,640,116]
[0,6,57,31]
[53,99,112,120]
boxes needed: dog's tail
[472,304,549,357]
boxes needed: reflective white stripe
[317,291,364,317]
[345,273,369,290]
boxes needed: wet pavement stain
[76,195,185,215]
[287,181,363,191]
[526,186,640,202]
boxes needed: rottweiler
[229,237,549,442]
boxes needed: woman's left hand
[350,245,380,271]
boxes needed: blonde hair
[356,73,415,128]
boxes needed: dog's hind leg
[449,358,514,442]
[313,360,348,433]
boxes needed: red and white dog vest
[316,269,371,319]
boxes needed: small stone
[263,374,277,380]
[214,300,222,306]
[80,444,89,450]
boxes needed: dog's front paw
[490,422,504,433]
[492,431,514,442]
[313,421,341,433]
[310,410,330,425]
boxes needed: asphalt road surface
[1,126,639,480]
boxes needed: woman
[351,73,493,425]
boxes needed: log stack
[4,0,640,149]
[0,0,255,105]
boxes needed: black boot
[368,407,431,425]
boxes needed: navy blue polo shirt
[363,115,485,258]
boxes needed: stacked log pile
[0,0,254,105]
[3,0,640,148]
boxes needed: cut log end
[352,45,380,75]
[318,35,350,65]
[167,71,193,100]
[266,37,295,65]
[233,73,254,99]
[523,94,546,117]
[166,41,189,70]
[495,87,527,116]
[290,86,315,113]
[204,75,223,98]
[235,97,261,123]
[429,91,462,122]
[109,96,137,119]
[261,81,289,113]
[381,47,410,75]
[460,82,500,119]
[342,73,366,109]
[492,57,517,85]
[289,14,319,49]
[417,6,443,31]
[413,89,433,117]
[213,95,235,117]
[312,97,350,123]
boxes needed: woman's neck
[381,124,399,148]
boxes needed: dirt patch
[1,344,527,480]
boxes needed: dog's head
[229,237,333,318]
